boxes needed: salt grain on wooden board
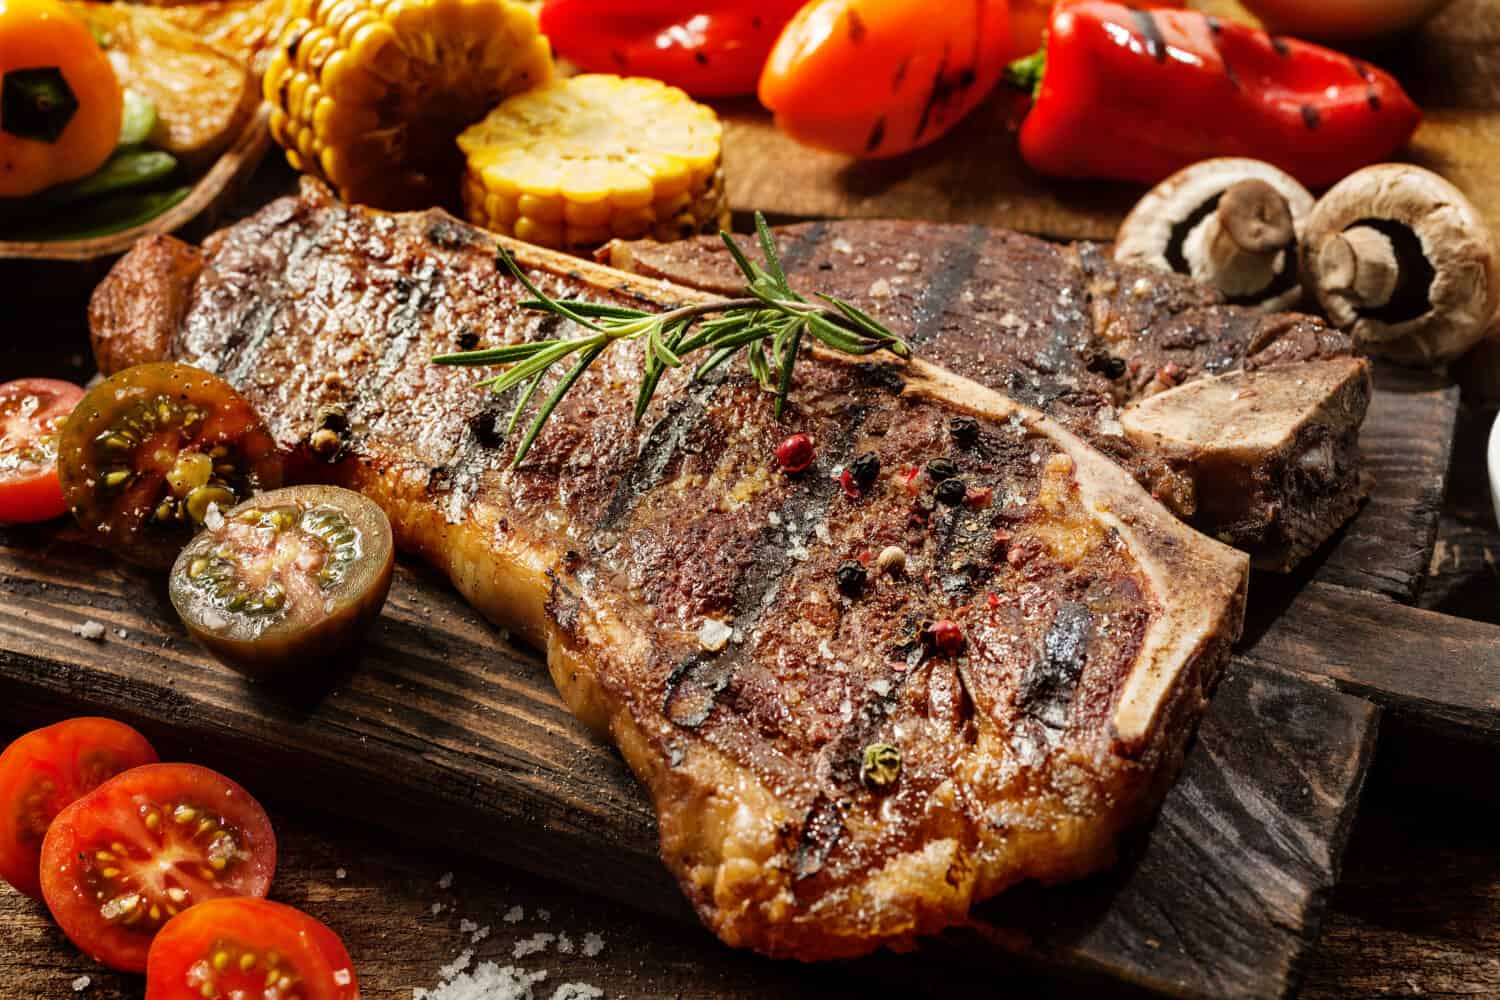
[503,905,524,923]
[513,932,556,958]
[71,976,90,991]
[582,933,604,958]
[439,872,455,889]
[73,621,105,641]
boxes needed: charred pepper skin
[1012,1,1422,188]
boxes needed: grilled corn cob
[458,74,728,251]
[264,0,552,209]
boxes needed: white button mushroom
[1114,158,1315,312]
[1300,164,1498,366]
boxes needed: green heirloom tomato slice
[169,485,394,678]
[57,363,283,569]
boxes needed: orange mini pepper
[0,0,121,198]
[759,0,1012,159]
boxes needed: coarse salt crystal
[556,932,574,954]
[868,278,893,299]
[503,905,524,923]
[74,621,106,641]
[513,932,556,958]
[335,868,347,879]
[537,908,551,923]
[431,903,445,915]
[438,872,454,889]
[869,679,891,697]
[552,986,604,1000]
[437,949,473,982]
[460,918,478,933]
[414,961,547,1000]
[698,618,733,652]
[203,502,224,531]
[71,977,90,992]
[813,522,831,544]
[472,924,491,943]
[582,933,605,957]
[832,237,853,255]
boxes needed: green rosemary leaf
[521,298,651,320]
[754,212,794,297]
[720,229,764,286]
[648,324,684,368]
[774,320,804,419]
[513,341,607,466]
[433,341,560,366]
[806,312,881,355]
[814,293,897,342]
[634,321,690,423]
[694,343,742,381]
[504,372,544,438]
[496,246,609,334]
[747,340,772,389]
[486,339,584,394]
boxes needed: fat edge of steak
[606,222,1373,572]
[87,187,1249,961]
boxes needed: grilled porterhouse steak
[609,222,1373,571]
[90,183,1249,959]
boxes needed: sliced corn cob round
[264,0,553,209]
[458,74,729,251]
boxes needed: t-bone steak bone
[89,183,1249,960]
[606,222,1373,571]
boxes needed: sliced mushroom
[1301,164,1498,366]
[1115,158,1314,312]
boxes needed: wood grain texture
[1310,365,1461,602]
[720,0,1500,239]
[1240,578,1500,741]
[0,531,1377,1000]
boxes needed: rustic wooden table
[7,4,1500,995]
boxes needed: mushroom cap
[1115,158,1315,312]
[1301,164,1499,366]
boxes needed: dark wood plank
[1311,365,1461,603]
[0,533,1377,1000]
[1240,579,1500,742]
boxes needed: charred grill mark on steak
[594,379,725,539]
[906,224,989,348]
[660,388,875,730]
[1020,601,1093,729]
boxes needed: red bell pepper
[1007,1,1422,187]
[539,0,808,99]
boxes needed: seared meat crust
[90,182,1248,959]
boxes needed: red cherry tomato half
[146,897,358,1000]
[40,763,276,972]
[0,377,85,524]
[0,718,158,899]
[541,0,807,98]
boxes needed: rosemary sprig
[433,212,910,466]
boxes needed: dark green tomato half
[57,363,284,569]
[168,485,394,678]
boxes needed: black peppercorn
[926,456,958,482]
[848,452,881,490]
[935,477,967,506]
[949,416,979,445]
[835,560,867,597]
